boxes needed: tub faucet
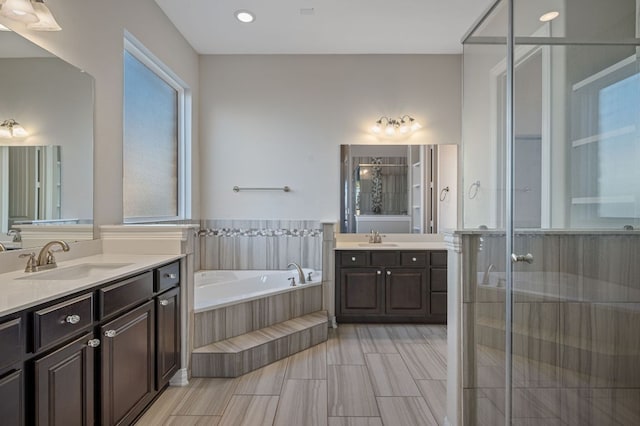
[481,264,495,285]
[287,262,306,284]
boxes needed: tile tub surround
[458,231,640,425]
[199,219,323,271]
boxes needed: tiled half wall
[199,220,323,271]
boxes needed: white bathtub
[194,269,323,313]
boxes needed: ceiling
[154,0,495,55]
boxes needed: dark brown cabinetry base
[336,250,447,324]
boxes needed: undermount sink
[18,263,133,280]
[357,243,399,247]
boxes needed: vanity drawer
[33,294,93,352]
[0,318,23,369]
[430,251,447,267]
[99,272,153,320]
[155,261,180,293]
[370,251,399,267]
[340,252,367,266]
[401,252,427,267]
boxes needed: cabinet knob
[377,270,382,275]
[412,257,417,262]
[159,299,169,306]
[104,330,117,338]
[65,314,81,325]
[351,257,356,262]
[387,270,391,276]
[87,339,100,348]
[164,273,177,279]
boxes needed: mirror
[340,144,458,234]
[0,31,94,250]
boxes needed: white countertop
[0,253,182,317]
[334,241,447,250]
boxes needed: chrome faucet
[369,230,382,244]
[21,240,70,272]
[287,262,306,284]
[7,229,21,242]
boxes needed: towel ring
[468,180,480,199]
[439,186,450,201]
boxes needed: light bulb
[0,126,11,139]
[399,121,409,134]
[385,124,395,136]
[410,120,422,132]
[372,122,382,134]
[11,123,27,138]
[235,10,255,23]
[539,11,559,22]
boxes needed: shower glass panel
[462,0,640,424]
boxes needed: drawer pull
[412,257,417,262]
[104,330,117,338]
[65,315,81,325]
[87,339,100,348]
[351,257,356,262]
[387,270,391,276]
[159,299,169,306]
[164,273,177,279]
[377,270,382,275]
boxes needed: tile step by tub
[192,310,328,378]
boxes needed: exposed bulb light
[539,11,559,22]
[0,0,38,23]
[235,10,255,23]
[28,0,61,31]
[372,115,422,138]
[0,119,28,138]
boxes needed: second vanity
[334,236,448,324]
[0,253,183,426]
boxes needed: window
[123,35,189,222]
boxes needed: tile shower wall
[461,232,640,425]
[199,220,323,271]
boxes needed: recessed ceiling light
[539,11,560,22]
[235,10,255,23]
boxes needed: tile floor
[136,324,447,426]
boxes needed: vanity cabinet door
[101,300,155,426]
[156,287,180,389]
[0,369,23,426]
[385,268,428,316]
[34,332,95,426]
[339,268,383,315]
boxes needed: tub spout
[287,262,306,284]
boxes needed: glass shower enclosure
[461,0,640,424]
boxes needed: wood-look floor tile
[173,379,238,416]
[285,342,327,379]
[397,343,447,380]
[365,353,421,396]
[416,380,447,425]
[273,379,327,426]
[234,358,288,395]
[385,325,431,344]
[328,417,383,426]
[218,395,279,426]
[327,325,365,365]
[356,325,398,353]
[164,415,221,425]
[135,386,192,425]
[377,397,438,426]
[328,365,379,417]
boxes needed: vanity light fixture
[371,115,422,137]
[0,0,61,30]
[28,0,61,31]
[235,10,255,23]
[0,0,38,23]
[539,11,559,22]
[0,119,28,138]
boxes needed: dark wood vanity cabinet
[336,250,446,323]
[0,259,182,426]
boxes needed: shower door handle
[511,253,534,264]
